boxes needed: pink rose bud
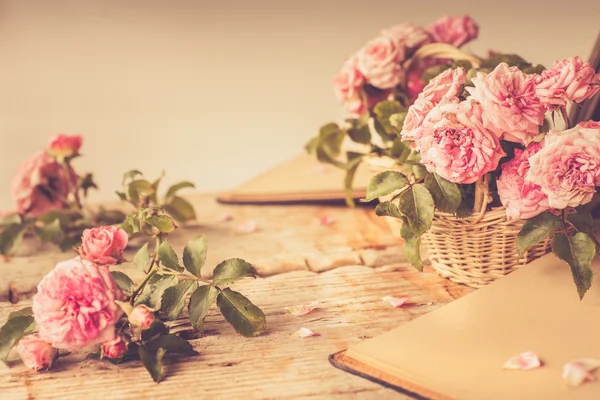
[101,336,128,359]
[129,305,155,330]
[79,226,128,265]
[47,134,83,159]
[426,15,479,48]
[16,334,58,372]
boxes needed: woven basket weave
[364,156,552,288]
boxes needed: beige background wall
[1,0,599,210]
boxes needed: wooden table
[0,195,473,399]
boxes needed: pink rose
[47,134,83,158]
[467,63,545,144]
[10,151,77,216]
[101,336,128,359]
[497,141,550,220]
[527,125,600,209]
[401,67,466,141]
[416,99,506,184]
[380,23,431,54]
[16,334,57,371]
[32,257,124,351]
[129,305,155,330]
[535,56,600,110]
[333,56,366,115]
[79,226,128,265]
[427,15,479,48]
[356,36,405,90]
[579,120,600,129]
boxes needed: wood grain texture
[0,265,473,400]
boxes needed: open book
[331,254,600,399]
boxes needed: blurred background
[1,0,599,209]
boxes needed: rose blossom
[426,15,479,48]
[16,334,57,371]
[497,141,550,220]
[415,99,505,184]
[466,63,545,144]
[380,22,431,54]
[356,35,405,89]
[579,120,600,129]
[527,125,600,209]
[10,151,77,216]
[334,56,366,115]
[101,336,128,359]
[401,67,466,141]
[79,226,128,265]
[32,257,124,351]
[47,134,83,158]
[535,56,600,110]
[129,305,155,330]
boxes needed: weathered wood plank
[0,265,473,400]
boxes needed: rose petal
[381,296,409,308]
[219,213,234,222]
[503,351,542,370]
[233,220,257,234]
[284,301,320,316]
[297,327,319,338]
[319,216,335,226]
[563,359,600,387]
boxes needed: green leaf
[110,271,134,297]
[134,243,151,272]
[389,112,407,132]
[0,223,27,256]
[400,222,423,271]
[315,146,345,169]
[188,285,219,331]
[372,118,394,142]
[158,241,182,272]
[0,214,21,227]
[374,100,404,135]
[389,138,412,162]
[375,201,403,219]
[568,212,600,247]
[182,236,208,278]
[424,173,461,213]
[146,215,176,233]
[136,275,179,309]
[122,169,143,186]
[165,181,195,200]
[516,212,561,256]
[144,334,197,355]
[412,164,428,180]
[0,316,35,363]
[164,196,196,223]
[7,307,33,320]
[116,191,127,201]
[363,171,409,202]
[139,346,166,383]
[212,258,257,286]
[34,218,64,244]
[217,288,266,337]
[397,184,434,236]
[551,232,595,299]
[304,137,319,154]
[347,123,371,145]
[344,152,363,207]
[318,122,344,158]
[160,280,198,320]
[128,179,154,204]
[141,321,170,342]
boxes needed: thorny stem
[129,236,162,304]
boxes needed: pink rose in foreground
[497,141,550,220]
[380,22,431,54]
[16,334,57,371]
[467,63,545,144]
[578,120,600,129]
[356,36,405,90]
[527,125,600,209]
[32,257,123,351]
[10,151,77,216]
[101,336,127,359]
[401,67,466,141]
[129,305,155,330]
[334,56,366,115]
[47,134,83,159]
[79,226,128,265]
[426,15,479,48]
[416,99,505,184]
[535,56,600,110]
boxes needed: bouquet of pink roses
[364,56,600,298]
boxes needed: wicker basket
[364,156,552,288]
